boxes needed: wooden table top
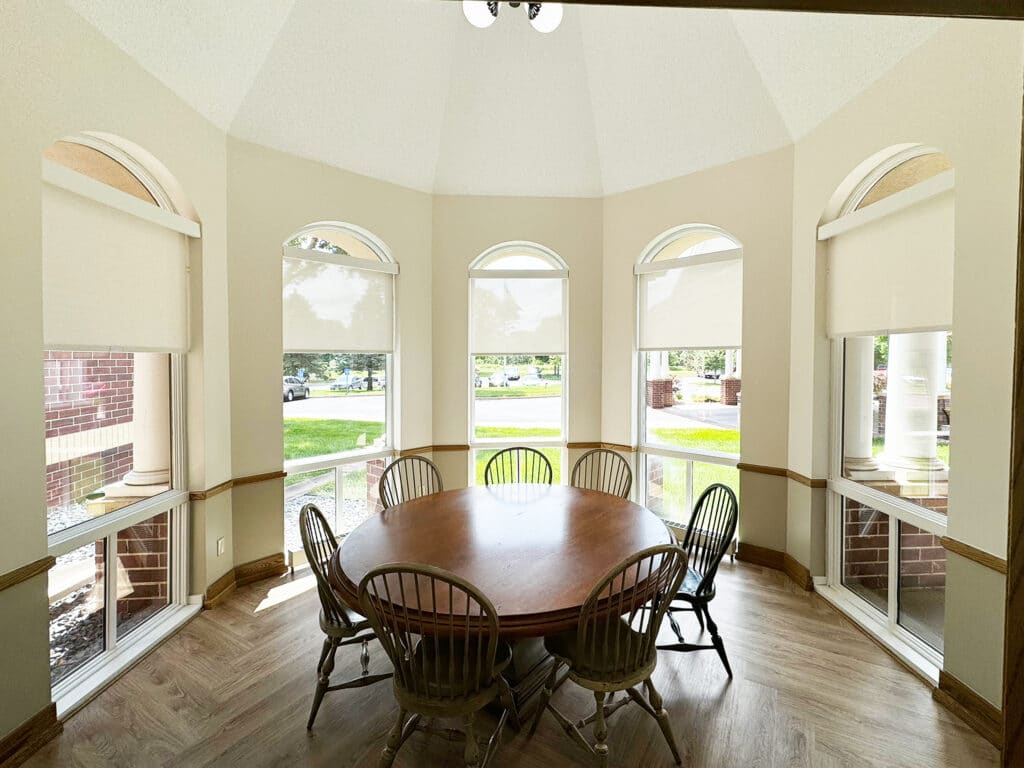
[328,484,673,637]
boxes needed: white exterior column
[122,352,170,488]
[882,332,947,474]
[725,349,736,378]
[843,336,878,472]
[652,351,670,379]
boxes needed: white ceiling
[66,0,945,197]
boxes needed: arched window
[819,146,953,661]
[41,134,199,702]
[281,222,396,552]
[635,225,742,525]
[468,242,568,483]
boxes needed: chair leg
[380,708,408,768]
[592,691,609,768]
[645,678,682,766]
[703,605,733,678]
[464,713,482,768]
[315,637,331,674]
[307,639,338,730]
[529,661,560,735]
[695,604,706,633]
[498,675,520,731]
[667,610,685,644]
[360,638,370,676]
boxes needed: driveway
[646,403,739,430]
[284,394,384,421]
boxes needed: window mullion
[887,516,899,630]
[104,532,117,651]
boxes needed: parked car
[503,365,520,381]
[526,365,541,376]
[489,371,507,387]
[519,374,548,387]
[474,371,483,388]
[283,376,310,402]
[365,374,386,390]
[701,370,723,380]
[330,374,364,391]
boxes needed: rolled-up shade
[283,255,394,352]
[638,256,742,350]
[42,182,189,352]
[470,277,565,354]
[827,188,953,337]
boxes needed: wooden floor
[25,561,998,768]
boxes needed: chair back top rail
[359,563,502,703]
[683,483,739,597]
[484,446,553,486]
[575,543,687,680]
[570,448,632,499]
[300,503,355,628]
[379,455,444,509]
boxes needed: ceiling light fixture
[462,1,563,33]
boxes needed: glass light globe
[529,2,562,33]
[463,0,497,29]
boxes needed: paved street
[285,393,738,431]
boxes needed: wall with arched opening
[788,20,1024,707]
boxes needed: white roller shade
[42,183,189,352]
[638,256,742,350]
[283,255,394,353]
[470,277,565,354]
[827,188,953,337]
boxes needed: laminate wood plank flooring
[24,561,998,767]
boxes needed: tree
[282,353,334,380]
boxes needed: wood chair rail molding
[0,556,55,594]
[0,703,61,768]
[934,671,1004,749]
[189,470,287,502]
[940,537,1008,574]
[737,462,828,489]
[447,0,1024,20]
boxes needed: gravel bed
[49,584,104,683]
[47,502,92,539]
[284,494,373,553]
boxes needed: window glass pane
[50,542,105,685]
[473,448,562,486]
[898,521,945,652]
[642,350,740,455]
[472,355,563,441]
[645,454,689,525]
[339,459,385,538]
[116,512,170,637]
[842,498,889,615]
[282,352,388,461]
[842,333,950,513]
[45,351,171,536]
[693,462,740,503]
[285,468,336,554]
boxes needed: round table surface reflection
[328,484,673,638]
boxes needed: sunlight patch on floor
[254,573,316,613]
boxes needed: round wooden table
[328,483,673,638]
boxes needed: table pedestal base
[498,638,555,729]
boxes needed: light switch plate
[217,537,226,556]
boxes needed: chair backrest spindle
[682,484,739,597]
[299,504,354,628]
[484,446,553,486]
[379,456,444,509]
[570,448,632,498]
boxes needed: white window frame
[816,338,948,684]
[633,225,742,527]
[46,354,198,717]
[467,242,569,482]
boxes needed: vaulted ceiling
[67,0,945,197]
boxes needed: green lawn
[471,426,562,484]
[474,426,561,440]
[872,438,950,466]
[475,384,562,398]
[650,427,740,455]
[283,418,385,461]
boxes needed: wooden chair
[483,447,553,486]
[359,563,517,768]
[570,448,632,499]
[379,455,444,509]
[299,504,392,730]
[656,483,739,677]
[530,544,688,767]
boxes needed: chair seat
[320,607,373,638]
[405,637,512,698]
[544,617,655,682]
[675,566,715,602]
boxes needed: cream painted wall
[0,0,230,738]
[225,138,434,563]
[431,195,604,453]
[787,20,1024,704]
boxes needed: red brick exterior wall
[365,458,386,514]
[844,500,946,591]
[721,377,741,406]
[95,512,169,621]
[646,379,674,409]
[45,351,135,506]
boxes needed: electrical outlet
[217,537,226,556]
